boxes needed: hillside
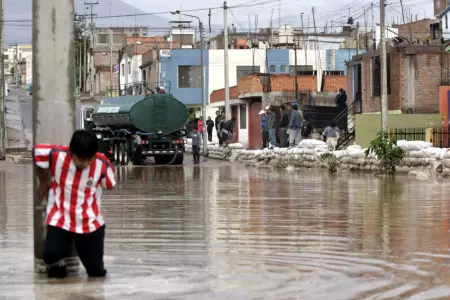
[4,0,170,45]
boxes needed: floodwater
[1,160,450,299]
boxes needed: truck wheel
[113,143,120,164]
[119,143,128,166]
[172,154,184,165]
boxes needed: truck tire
[172,154,184,165]
[113,143,120,164]
[119,143,129,166]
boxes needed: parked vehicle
[81,93,188,165]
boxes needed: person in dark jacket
[300,115,313,139]
[215,111,225,145]
[220,118,236,146]
[279,104,290,147]
[206,116,214,142]
[259,109,268,149]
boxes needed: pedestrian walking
[191,127,201,164]
[288,104,302,147]
[279,104,290,147]
[197,116,204,143]
[220,117,236,147]
[33,129,116,279]
[322,121,341,150]
[206,117,214,142]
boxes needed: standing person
[220,117,236,147]
[214,111,221,144]
[300,115,313,139]
[191,127,201,164]
[267,106,277,149]
[217,111,226,146]
[279,104,290,147]
[197,116,204,142]
[322,121,341,150]
[259,109,268,149]
[33,130,116,279]
[206,116,214,142]
[288,104,302,147]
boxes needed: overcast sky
[123,0,433,33]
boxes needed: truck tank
[92,94,188,135]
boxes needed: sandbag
[408,150,427,158]
[397,140,432,151]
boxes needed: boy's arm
[32,144,53,200]
[100,163,116,190]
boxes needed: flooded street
[1,160,450,299]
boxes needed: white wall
[208,49,267,101]
[119,54,142,89]
[442,13,450,40]
[289,49,327,91]
[25,55,32,84]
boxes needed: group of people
[190,111,236,163]
[260,103,341,150]
[260,104,313,149]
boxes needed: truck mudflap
[142,148,185,155]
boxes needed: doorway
[249,101,262,149]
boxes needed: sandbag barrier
[185,139,450,176]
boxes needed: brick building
[346,44,447,114]
[396,19,441,44]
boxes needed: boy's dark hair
[292,104,298,110]
[70,130,98,159]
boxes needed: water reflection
[1,164,450,298]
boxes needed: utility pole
[294,39,298,102]
[33,0,79,274]
[0,0,5,159]
[79,38,82,93]
[83,36,87,93]
[85,1,98,97]
[223,1,230,118]
[109,31,113,97]
[356,22,360,55]
[199,22,207,156]
[380,0,388,131]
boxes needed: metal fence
[390,128,450,148]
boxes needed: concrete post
[33,0,79,274]
[0,0,6,159]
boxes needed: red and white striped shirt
[33,144,116,234]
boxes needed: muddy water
[1,162,450,299]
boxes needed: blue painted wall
[325,49,365,74]
[267,49,289,74]
[160,49,209,105]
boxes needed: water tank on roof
[279,24,294,45]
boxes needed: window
[128,62,131,75]
[372,55,391,97]
[97,34,109,43]
[113,34,126,44]
[121,63,124,76]
[270,65,276,73]
[289,65,313,74]
[236,66,260,81]
[280,65,287,73]
[240,104,247,129]
[178,65,202,88]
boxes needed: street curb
[6,153,33,164]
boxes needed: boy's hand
[37,182,50,200]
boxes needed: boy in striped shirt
[33,130,116,278]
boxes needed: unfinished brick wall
[359,46,443,114]
[210,74,318,103]
[323,75,347,93]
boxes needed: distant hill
[4,0,170,45]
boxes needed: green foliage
[364,131,406,175]
[320,152,338,173]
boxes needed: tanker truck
[82,93,188,165]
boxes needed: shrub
[364,131,406,175]
[320,152,338,173]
